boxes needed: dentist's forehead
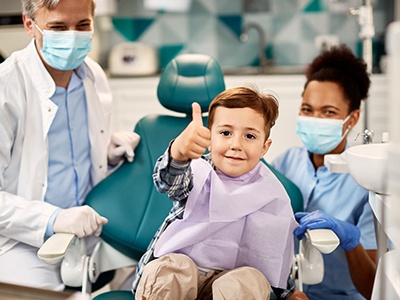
[34,0,93,23]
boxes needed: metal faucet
[355,129,374,144]
[240,22,268,73]
[363,129,374,144]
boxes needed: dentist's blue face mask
[35,23,92,71]
[296,114,352,154]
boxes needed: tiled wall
[102,0,387,70]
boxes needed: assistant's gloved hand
[294,210,360,251]
[108,131,140,165]
[53,205,108,238]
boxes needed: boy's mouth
[225,155,244,161]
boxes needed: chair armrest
[37,233,76,265]
[37,233,137,291]
[306,228,340,254]
[293,229,339,290]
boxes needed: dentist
[0,0,139,290]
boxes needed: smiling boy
[132,86,298,300]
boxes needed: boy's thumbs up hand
[171,102,211,162]
[191,101,204,126]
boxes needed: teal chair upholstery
[89,54,303,300]
[87,54,225,261]
[89,54,225,299]
[263,159,303,214]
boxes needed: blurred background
[0,0,397,73]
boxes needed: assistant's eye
[220,130,231,136]
[323,109,337,117]
[300,107,312,114]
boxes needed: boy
[133,86,298,299]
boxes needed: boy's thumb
[191,102,203,126]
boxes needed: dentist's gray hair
[22,0,96,20]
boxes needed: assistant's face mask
[296,114,352,154]
[35,23,92,71]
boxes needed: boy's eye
[220,130,231,136]
[246,133,256,139]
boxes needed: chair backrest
[85,54,226,260]
[85,53,303,262]
[262,159,303,214]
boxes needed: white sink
[346,143,389,194]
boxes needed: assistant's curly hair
[304,45,370,112]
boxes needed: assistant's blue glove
[294,210,360,251]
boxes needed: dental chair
[38,53,337,300]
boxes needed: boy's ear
[261,139,272,157]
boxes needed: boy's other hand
[287,290,309,300]
[171,102,211,161]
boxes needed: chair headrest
[157,54,226,114]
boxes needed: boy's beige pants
[135,253,271,300]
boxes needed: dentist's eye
[77,23,91,30]
[50,26,66,31]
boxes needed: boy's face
[209,107,271,177]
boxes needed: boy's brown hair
[207,86,279,140]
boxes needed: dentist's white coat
[0,40,112,255]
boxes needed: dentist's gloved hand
[294,210,360,251]
[108,131,140,165]
[53,206,108,238]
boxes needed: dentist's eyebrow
[46,18,92,26]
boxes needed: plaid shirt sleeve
[152,142,193,201]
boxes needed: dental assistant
[0,0,139,290]
[271,45,377,300]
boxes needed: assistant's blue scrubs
[271,146,376,300]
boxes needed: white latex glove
[108,131,140,165]
[53,205,108,238]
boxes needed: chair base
[64,270,116,293]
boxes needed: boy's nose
[230,136,242,150]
